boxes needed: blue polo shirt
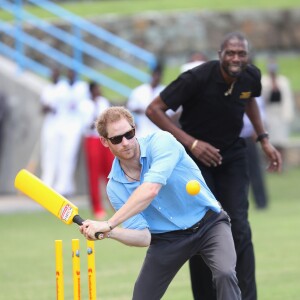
[107,131,221,234]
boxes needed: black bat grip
[94,232,102,239]
[73,215,85,226]
[73,215,103,239]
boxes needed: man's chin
[229,72,241,78]
[226,68,244,77]
[228,65,247,78]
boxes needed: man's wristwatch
[256,132,269,143]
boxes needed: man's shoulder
[245,64,261,80]
[140,131,184,162]
[141,131,178,147]
[152,130,175,140]
[187,60,218,81]
[191,60,218,73]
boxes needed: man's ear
[100,136,109,148]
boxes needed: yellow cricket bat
[14,169,101,238]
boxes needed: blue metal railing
[29,0,156,67]
[1,1,149,82]
[0,0,157,98]
[0,40,51,77]
[0,20,133,97]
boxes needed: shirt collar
[214,61,246,85]
[214,62,226,84]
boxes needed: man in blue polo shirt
[80,106,241,300]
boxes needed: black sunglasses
[106,128,135,145]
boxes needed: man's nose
[121,136,129,145]
[232,53,241,61]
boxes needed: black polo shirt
[160,60,261,150]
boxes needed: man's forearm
[109,228,151,247]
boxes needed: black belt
[169,209,217,235]
[185,209,216,233]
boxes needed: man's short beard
[228,71,241,78]
[224,66,245,78]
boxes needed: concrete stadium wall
[0,57,44,193]
[0,56,87,194]
[93,8,300,60]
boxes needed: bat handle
[94,232,102,239]
[73,215,103,239]
[73,215,85,226]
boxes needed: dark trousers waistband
[168,209,217,235]
[184,209,216,233]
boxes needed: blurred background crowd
[0,0,299,218]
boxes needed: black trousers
[132,211,241,300]
[188,138,257,300]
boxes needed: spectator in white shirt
[127,64,166,138]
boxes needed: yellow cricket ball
[186,180,201,195]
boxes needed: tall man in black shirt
[146,32,282,300]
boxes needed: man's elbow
[142,240,151,247]
[141,230,151,247]
[139,238,151,247]
[130,229,151,247]
[144,182,161,199]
